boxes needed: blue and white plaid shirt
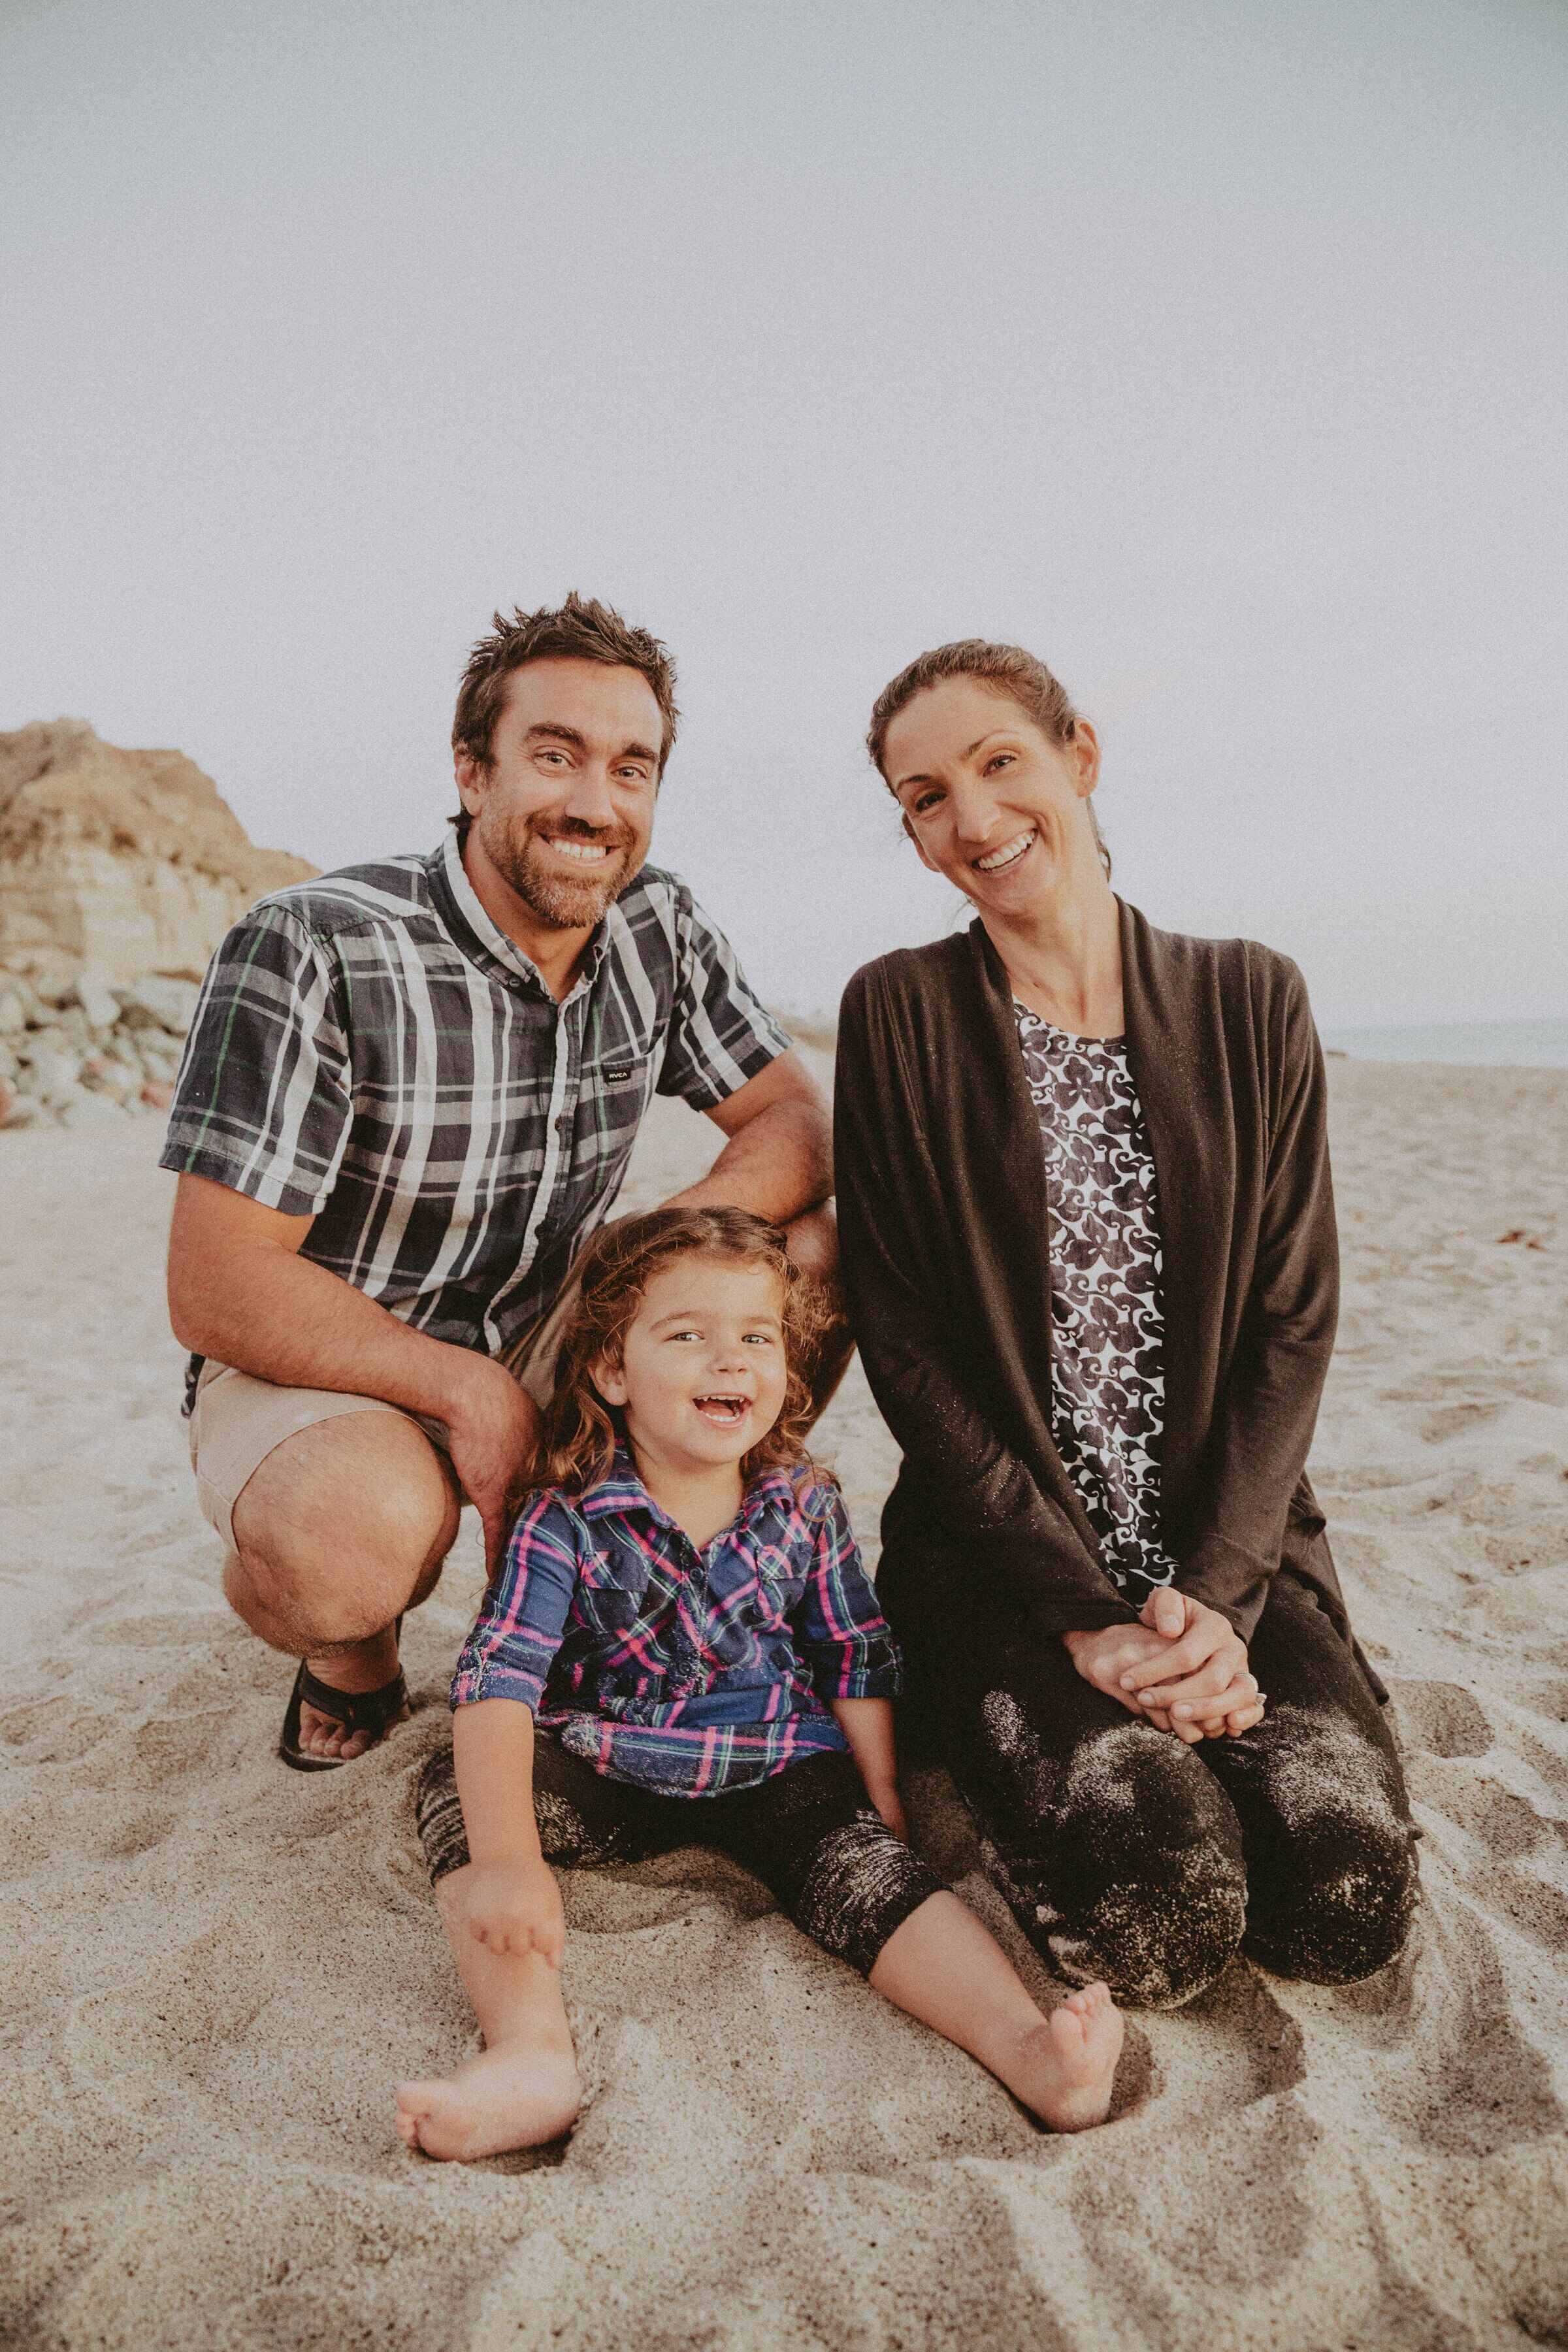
[162,831,791,1397]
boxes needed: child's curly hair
[532,1204,824,1494]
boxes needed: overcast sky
[3,0,1564,1027]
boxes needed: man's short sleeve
[159,904,355,1217]
[655,889,792,1112]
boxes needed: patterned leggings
[416,1737,941,1980]
[905,1572,1419,2008]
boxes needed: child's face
[592,1254,789,1472]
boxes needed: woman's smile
[973,826,1038,875]
[881,678,1111,923]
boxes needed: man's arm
[674,1049,833,1226]
[167,1174,538,1567]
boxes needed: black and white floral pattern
[1014,1004,1177,1605]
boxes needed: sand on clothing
[3,1056,1567,2351]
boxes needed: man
[163,595,839,1767]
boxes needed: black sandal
[279,1652,410,1772]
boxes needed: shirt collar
[578,1444,654,1520]
[427,828,612,1000]
[578,1444,799,1535]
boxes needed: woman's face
[881,677,1102,918]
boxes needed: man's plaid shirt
[451,1448,902,1795]
[161,831,791,1395]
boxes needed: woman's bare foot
[1010,1984,1124,2131]
[395,2040,581,2162]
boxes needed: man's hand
[168,1173,539,1577]
[440,1358,542,1572]
[1121,1590,1264,1742]
[446,1856,565,1966]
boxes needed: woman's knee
[1231,1695,1420,1984]
[990,1717,1249,2008]
[1247,1806,1419,1984]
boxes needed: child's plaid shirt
[450,1449,902,1796]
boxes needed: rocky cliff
[0,719,316,992]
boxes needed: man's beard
[479,810,644,931]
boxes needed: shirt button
[555,1113,574,1137]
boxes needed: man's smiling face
[455,655,664,932]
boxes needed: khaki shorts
[187,1286,577,1553]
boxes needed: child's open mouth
[694,1394,750,1428]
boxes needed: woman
[834,640,1418,2008]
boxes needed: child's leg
[721,1754,1122,2132]
[395,1867,581,2162]
[868,1890,1122,2132]
[397,1738,656,2162]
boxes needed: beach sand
[3,1056,1567,2350]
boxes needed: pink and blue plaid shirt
[451,1449,902,1796]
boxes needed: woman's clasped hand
[1062,1588,1266,1742]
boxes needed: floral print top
[1015,1004,1179,1607]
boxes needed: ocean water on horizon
[1321,1018,1568,1068]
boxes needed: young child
[395,1205,1122,2161]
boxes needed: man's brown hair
[867,637,1110,879]
[531,1205,822,1496]
[452,592,680,775]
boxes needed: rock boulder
[0,719,316,988]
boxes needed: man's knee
[988,1716,1249,2009]
[229,1411,459,1644]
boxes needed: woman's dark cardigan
[834,898,1383,1701]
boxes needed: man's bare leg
[395,1867,581,2161]
[226,1410,462,1761]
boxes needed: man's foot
[395,2042,581,2161]
[298,1624,408,1761]
[1010,1984,1124,2131]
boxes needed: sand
[3,1055,1567,2351]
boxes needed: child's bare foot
[1011,1983,1124,2131]
[395,2041,581,2161]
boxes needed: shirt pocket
[749,1541,809,1627]
[583,1045,658,1129]
[700,1538,803,1671]
[573,1544,655,1640]
[591,1052,651,1096]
